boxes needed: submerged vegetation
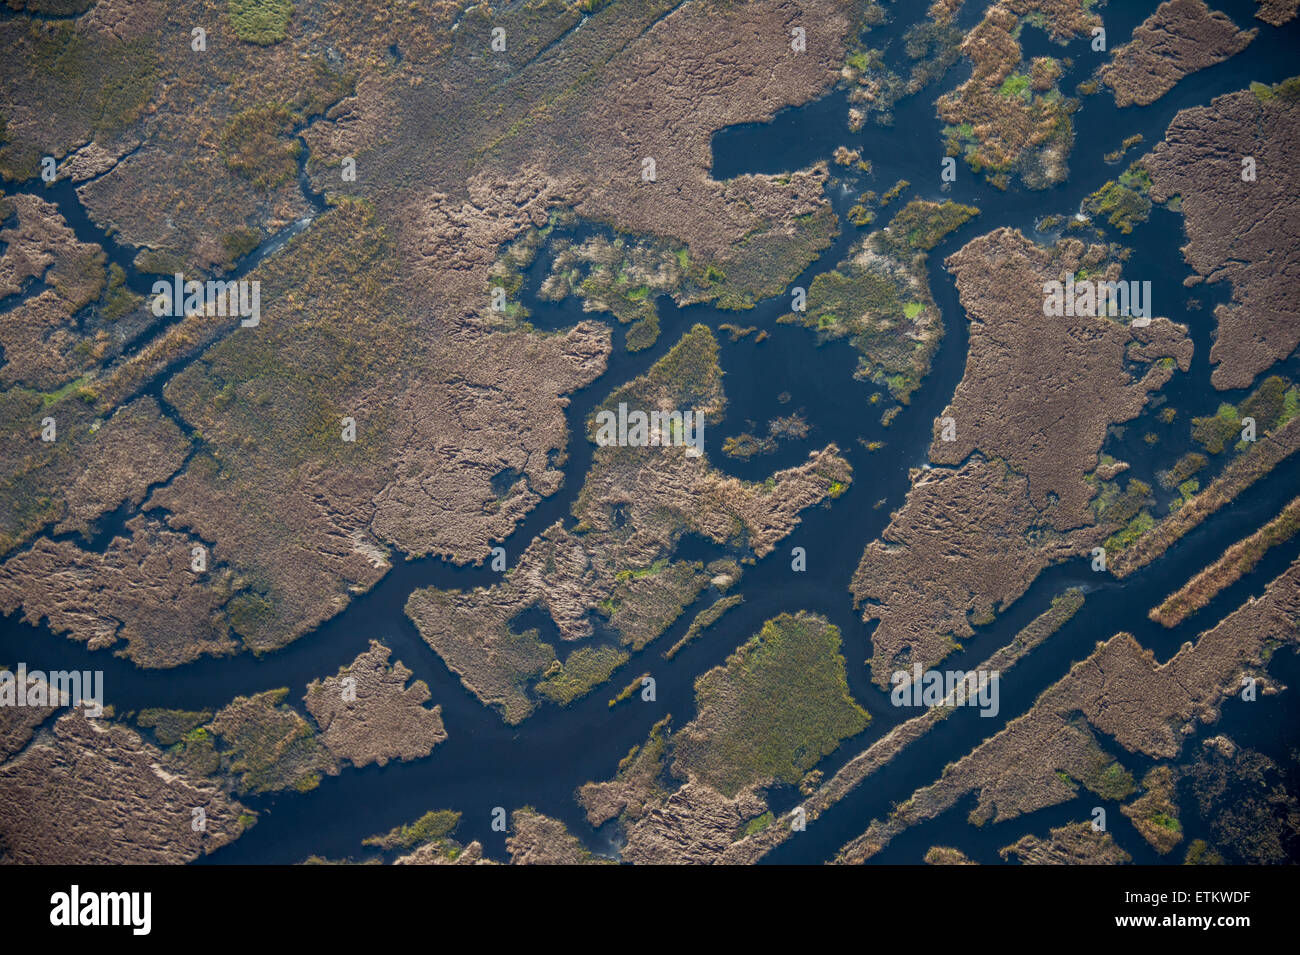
[783,199,976,404]
[1082,165,1152,234]
[1191,376,1297,455]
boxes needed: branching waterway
[2,0,1298,864]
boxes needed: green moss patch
[672,611,869,797]
[220,103,300,189]
[535,645,630,706]
[228,0,294,46]
[363,809,461,850]
[208,688,335,795]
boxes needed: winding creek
[2,0,1298,864]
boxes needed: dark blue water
[2,0,1297,865]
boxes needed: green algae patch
[604,560,712,650]
[136,708,214,746]
[221,226,261,263]
[1192,377,1296,454]
[208,688,335,795]
[1184,839,1224,865]
[1105,510,1155,555]
[363,810,461,850]
[999,73,1031,100]
[99,263,142,322]
[1159,451,1207,489]
[784,200,975,405]
[229,0,294,46]
[703,205,839,310]
[671,611,869,797]
[880,198,978,254]
[1240,375,1296,434]
[591,323,725,439]
[531,231,683,351]
[1122,766,1183,855]
[1092,476,1152,527]
[535,645,630,706]
[137,707,221,776]
[1072,726,1137,801]
[1082,165,1152,235]
[220,103,300,189]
